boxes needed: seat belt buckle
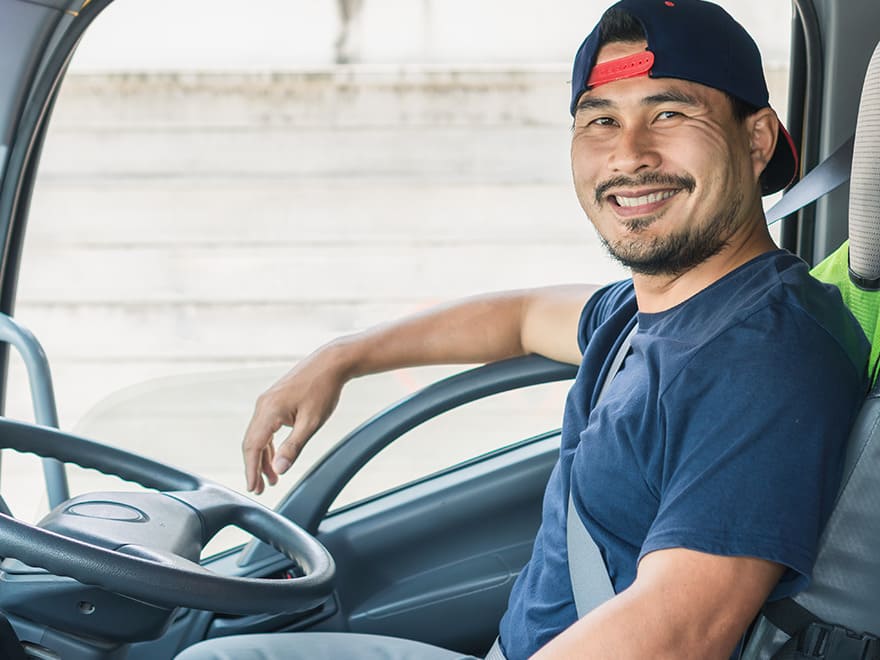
[798,621,880,659]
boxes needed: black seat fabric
[742,39,880,659]
[742,382,880,657]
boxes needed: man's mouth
[594,174,695,210]
[611,189,678,208]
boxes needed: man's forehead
[578,74,718,109]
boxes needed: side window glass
[331,379,572,511]
[717,1,795,236]
[2,2,790,555]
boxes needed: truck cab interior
[0,0,878,658]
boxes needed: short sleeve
[577,280,635,354]
[641,307,866,598]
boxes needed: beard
[592,173,744,277]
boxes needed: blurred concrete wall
[14,59,787,425]
[1,0,793,520]
[70,0,793,72]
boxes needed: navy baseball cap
[570,0,798,196]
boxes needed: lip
[607,188,681,218]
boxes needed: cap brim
[762,120,799,196]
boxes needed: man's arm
[531,548,784,660]
[242,284,598,493]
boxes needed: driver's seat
[738,39,880,659]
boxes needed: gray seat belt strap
[567,493,615,618]
[765,135,854,226]
[568,321,638,619]
[595,322,638,404]
[485,638,506,660]
[486,323,638,660]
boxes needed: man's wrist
[323,334,367,381]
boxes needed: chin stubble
[598,190,744,277]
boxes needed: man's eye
[657,110,681,120]
[590,116,617,127]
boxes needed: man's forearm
[331,292,531,380]
[329,285,595,380]
[530,585,732,660]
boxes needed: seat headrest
[848,41,880,287]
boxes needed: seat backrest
[809,36,880,381]
[742,40,880,659]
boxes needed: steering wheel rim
[0,417,335,614]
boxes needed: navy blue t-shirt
[498,250,869,659]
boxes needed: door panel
[202,434,559,656]
[321,435,558,655]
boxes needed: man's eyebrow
[575,96,613,113]
[642,89,703,107]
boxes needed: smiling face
[571,40,770,278]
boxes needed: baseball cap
[570,0,798,196]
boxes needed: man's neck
[632,220,778,313]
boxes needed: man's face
[571,40,761,277]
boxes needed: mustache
[594,173,696,205]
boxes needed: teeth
[614,190,677,208]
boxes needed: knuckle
[254,391,277,413]
[241,435,262,451]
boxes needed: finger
[251,468,265,496]
[242,414,281,493]
[261,444,279,487]
[272,418,317,475]
[244,441,267,493]
[251,444,277,495]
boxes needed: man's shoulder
[771,250,870,375]
[586,279,636,317]
[577,279,637,351]
[692,250,862,352]
[647,250,869,393]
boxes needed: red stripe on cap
[587,51,655,88]
[778,122,799,187]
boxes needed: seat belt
[484,319,639,660]
[765,135,855,226]
[485,323,636,660]
[567,321,638,618]
[483,321,637,660]
[567,493,615,618]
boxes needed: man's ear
[747,107,779,181]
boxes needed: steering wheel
[0,417,335,615]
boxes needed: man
[182,1,869,658]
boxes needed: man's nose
[608,124,661,174]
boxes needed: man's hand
[242,344,350,494]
